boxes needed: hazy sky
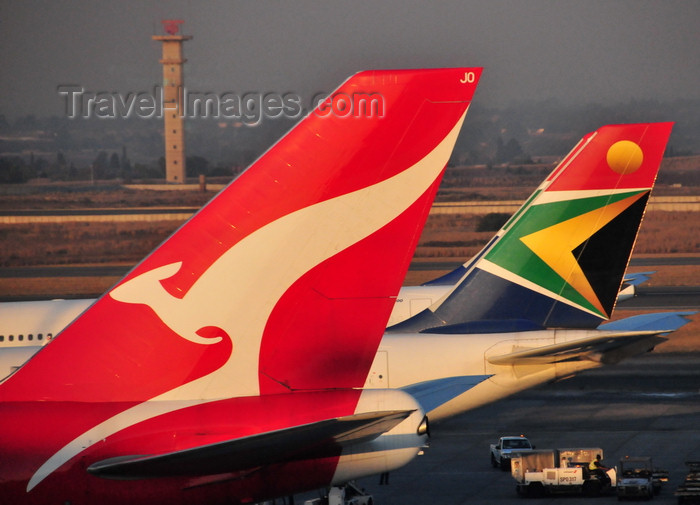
[1,0,699,120]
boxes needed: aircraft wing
[88,409,412,480]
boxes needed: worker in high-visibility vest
[589,454,611,484]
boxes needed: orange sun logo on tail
[606,140,643,175]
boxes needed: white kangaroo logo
[111,261,222,345]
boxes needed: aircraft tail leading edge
[0,68,481,504]
[392,123,673,332]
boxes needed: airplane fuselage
[0,299,92,348]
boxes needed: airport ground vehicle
[511,448,616,497]
[675,461,700,504]
[616,456,667,500]
[491,436,534,470]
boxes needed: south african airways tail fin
[391,122,673,333]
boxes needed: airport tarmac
[341,352,700,505]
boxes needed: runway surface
[344,353,700,505]
[3,256,700,279]
[409,257,700,271]
[3,258,700,308]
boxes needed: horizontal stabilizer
[598,311,696,333]
[88,410,413,480]
[402,375,490,413]
[487,330,668,366]
[622,271,655,287]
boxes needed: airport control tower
[152,20,192,183]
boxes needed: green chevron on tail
[481,189,651,319]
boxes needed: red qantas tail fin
[1,68,481,405]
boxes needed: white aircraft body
[0,299,92,347]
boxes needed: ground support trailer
[511,448,616,498]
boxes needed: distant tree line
[2,98,700,183]
[0,149,243,184]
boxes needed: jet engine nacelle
[331,388,427,484]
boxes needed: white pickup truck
[490,435,533,470]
